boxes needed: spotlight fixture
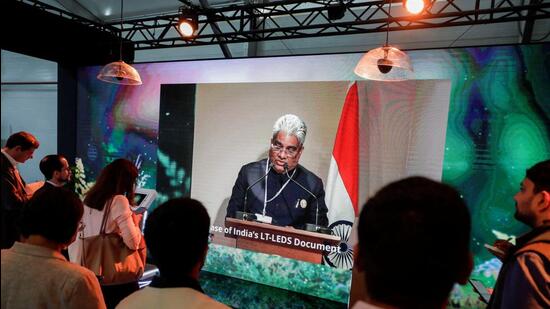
[404,0,427,14]
[354,0,413,81]
[176,5,199,38]
[97,0,142,85]
[327,1,346,20]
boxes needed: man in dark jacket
[488,159,550,309]
[1,131,39,249]
[226,114,328,230]
[35,154,72,193]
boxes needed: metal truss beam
[122,0,550,49]
[19,0,550,50]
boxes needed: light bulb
[178,21,195,37]
[404,0,425,14]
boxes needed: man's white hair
[272,114,307,145]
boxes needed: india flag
[322,80,452,269]
[323,82,359,269]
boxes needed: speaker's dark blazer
[226,158,329,229]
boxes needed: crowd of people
[1,127,548,309]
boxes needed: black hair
[357,176,471,309]
[19,187,83,244]
[39,154,67,180]
[5,131,40,150]
[526,159,550,193]
[144,198,210,277]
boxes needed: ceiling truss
[19,0,550,50]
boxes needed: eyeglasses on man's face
[270,142,300,158]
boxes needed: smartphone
[484,243,505,256]
[469,279,492,304]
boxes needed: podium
[225,218,341,264]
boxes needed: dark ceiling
[2,0,133,65]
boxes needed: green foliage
[204,244,352,303]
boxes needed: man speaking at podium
[226,114,329,231]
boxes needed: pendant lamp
[97,0,142,85]
[354,0,413,81]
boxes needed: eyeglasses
[270,143,300,158]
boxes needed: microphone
[237,162,273,221]
[283,163,330,234]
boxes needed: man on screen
[226,114,328,230]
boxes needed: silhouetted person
[353,177,473,309]
[117,198,229,308]
[35,154,73,260]
[1,187,105,309]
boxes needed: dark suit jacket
[1,152,28,249]
[226,159,329,229]
[33,181,56,197]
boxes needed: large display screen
[75,44,550,306]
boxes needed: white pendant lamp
[354,0,413,81]
[97,0,142,86]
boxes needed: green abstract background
[76,44,549,307]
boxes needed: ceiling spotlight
[177,8,198,38]
[404,0,426,14]
[327,1,346,20]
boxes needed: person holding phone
[68,159,144,309]
[469,279,492,304]
[487,160,550,309]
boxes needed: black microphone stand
[284,164,331,234]
[236,163,272,221]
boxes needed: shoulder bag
[80,199,146,285]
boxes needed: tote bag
[80,199,146,285]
